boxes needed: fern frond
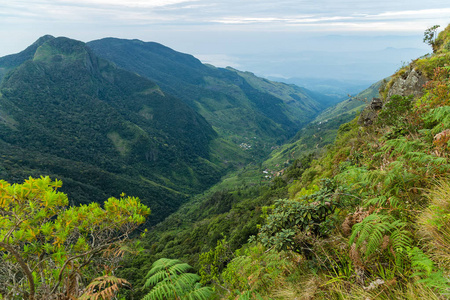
[167,262,193,275]
[183,284,215,300]
[349,213,410,261]
[409,247,434,276]
[80,275,130,300]
[142,282,177,300]
[172,272,201,290]
[145,258,182,277]
[364,196,388,207]
[142,258,214,300]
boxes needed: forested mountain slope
[0,36,222,223]
[88,38,333,155]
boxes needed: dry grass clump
[418,179,450,269]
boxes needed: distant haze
[1,0,448,82]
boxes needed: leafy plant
[220,245,297,299]
[256,179,348,255]
[408,247,450,294]
[142,258,214,300]
[198,237,234,285]
[377,95,415,135]
[79,275,131,300]
[349,213,412,268]
[0,176,150,300]
[424,25,441,51]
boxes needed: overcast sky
[1,0,449,81]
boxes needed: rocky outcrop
[357,97,383,126]
[358,66,429,126]
[387,68,428,99]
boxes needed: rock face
[387,68,428,99]
[369,97,383,110]
[358,67,429,126]
[358,97,383,126]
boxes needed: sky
[1,0,449,82]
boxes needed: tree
[423,25,441,51]
[142,258,214,300]
[0,176,150,300]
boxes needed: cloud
[57,0,197,8]
[2,0,449,31]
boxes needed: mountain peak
[0,35,55,70]
[33,34,55,46]
[33,37,90,62]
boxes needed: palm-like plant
[142,258,214,300]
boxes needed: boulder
[358,97,383,126]
[387,68,428,99]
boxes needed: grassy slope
[262,79,383,169]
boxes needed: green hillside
[313,78,385,123]
[260,79,383,169]
[87,38,329,157]
[0,36,223,224]
[0,35,54,82]
[116,24,450,300]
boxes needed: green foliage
[220,245,297,298]
[423,25,441,51]
[349,213,412,268]
[377,95,414,129]
[0,176,150,300]
[408,247,450,294]
[142,258,214,300]
[416,53,450,78]
[256,179,348,255]
[198,238,234,285]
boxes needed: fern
[364,196,388,207]
[142,258,214,300]
[424,106,450,134]
[349,213,411,260]
[408,247,450,294]
[79,275,130,300]
[409,247,434,276]
[238,290,264,300]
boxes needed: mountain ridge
[87,37,331,153]
[0,36,222,223]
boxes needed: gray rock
[370,97,383,110]
[358,97,383,126]
[387,68,428,99]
